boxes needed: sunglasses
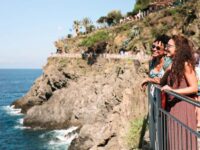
[152,45,161,51]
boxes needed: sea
[0,69,77,150]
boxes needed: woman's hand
[161,85,172,91]
[141,79,149,91]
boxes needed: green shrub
[120,24,130,31]
[114,24,131,34]
[143,18,151,27]
[127,118,144,149]
[151,24,170,38]
[80,31,109,47]
[168,9,178,15]
[134,0,150,12]
[58,58,68,68]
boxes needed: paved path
[49,53,150,61]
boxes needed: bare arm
[147,77,160,84]
[141,77,161,91]
[162,62,198,95]
[160,69,170,86]
[141,77,161,87]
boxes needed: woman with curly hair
[141,34,171,90]
[162,35,198,150]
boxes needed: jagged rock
[13,58,148,149]
[12,64,75,113]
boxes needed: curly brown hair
[171,35,195,84]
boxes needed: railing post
[148,83,155,150]
[155,88,163,150]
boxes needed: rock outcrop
[13,57,148,149]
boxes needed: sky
[0,0,135,69]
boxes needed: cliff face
[13,57,148,149]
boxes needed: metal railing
[148,83,200,150]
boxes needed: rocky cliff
[13,57,148,149]
[12,0,200,149]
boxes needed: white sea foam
[40,126,78,149]
[14,125,31,130]
[2,105,23,116]
[17,118,24,124]
[14,118,31,130]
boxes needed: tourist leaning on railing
[161,35,198,150]
[140,34,171,150]
[141,34,171,91]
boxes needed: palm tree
[82,17,92,33]
[73,20,81,36]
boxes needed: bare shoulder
[184,62,194,73]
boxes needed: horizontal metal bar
[159,108,200,138]
[153,84,200,107]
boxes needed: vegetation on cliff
[134,0,150,12]
[56,0,200,57]
[80,31,110,47]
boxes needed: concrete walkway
[49,53,150,61]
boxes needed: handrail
[148,83,200,150]
[153,84,200,107]
[159,108,200,137]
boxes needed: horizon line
[0,68,42,70]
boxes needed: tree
[97,10,123,27]
[106,17,114,26]
[97,16,107,25]
[126,9,138,17]
[73,20,81,36]
[134,0,150,12]
[82,17,93,33]
[67,34,72,38]
[107,10,123,25]
[86,25,95,33]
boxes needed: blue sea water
[0,69,76,150]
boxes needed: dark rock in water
[12,97,44,113]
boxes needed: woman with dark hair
[162,35,198,150]
[141,35,172,149]
[141,34,171,90]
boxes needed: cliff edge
[13,57,148,149]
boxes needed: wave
[1,105,23,116]
[40,127,78,150]
[17,118,24,124]
[14,125,31,130]
[14,118,31,130]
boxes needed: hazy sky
[0,0,135,68]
